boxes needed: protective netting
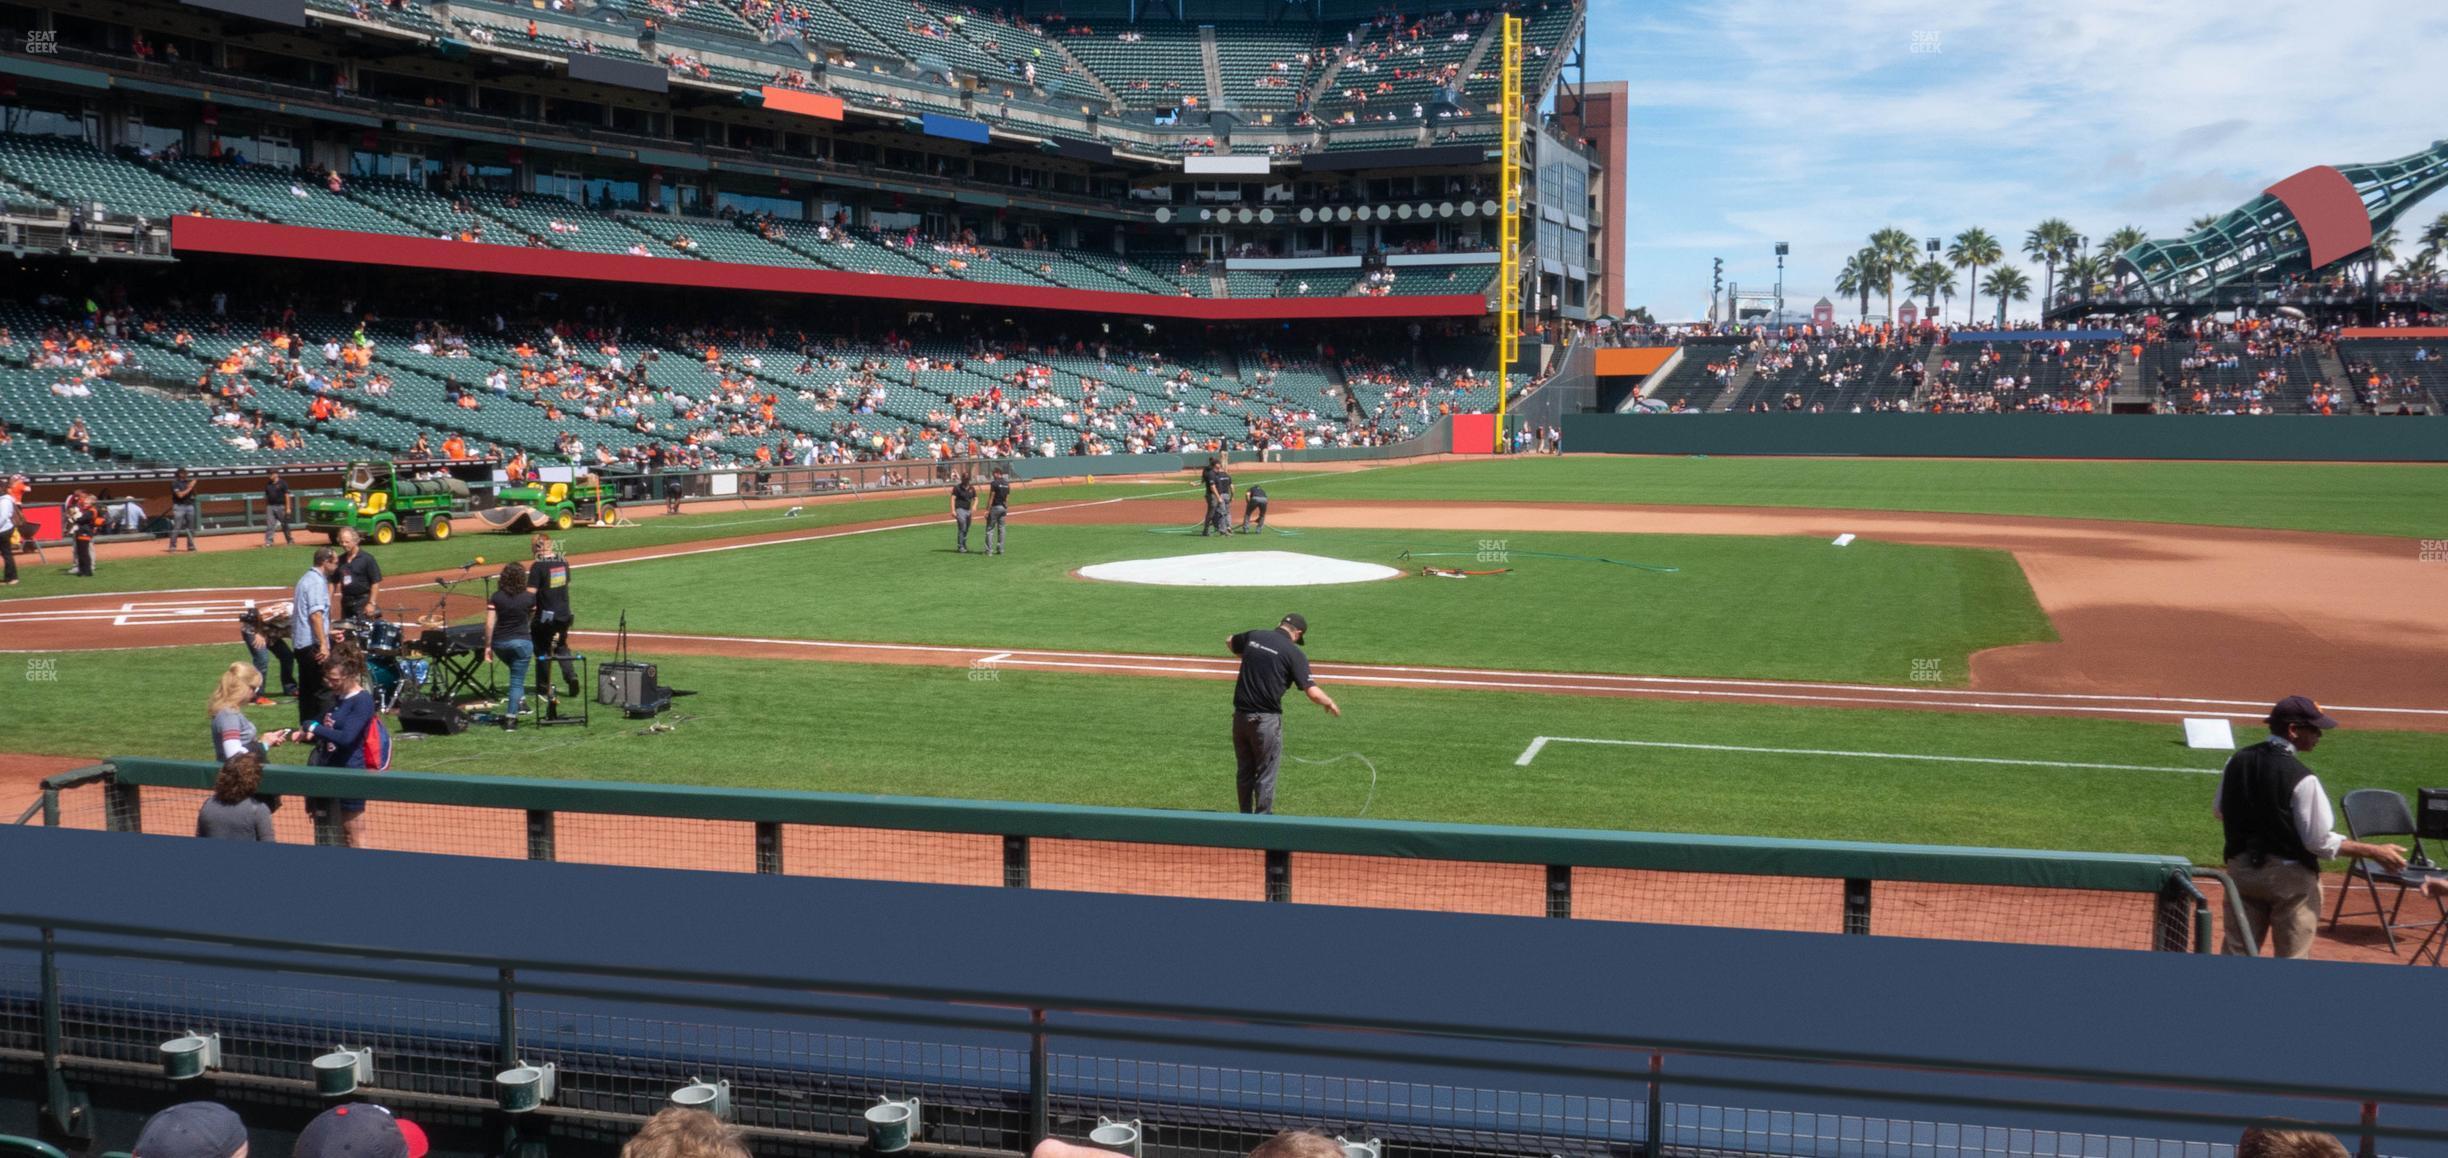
[58,782,2203,952]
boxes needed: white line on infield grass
[1512,735,2223,775]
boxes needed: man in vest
[2214,696,2405,957]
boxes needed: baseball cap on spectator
[296,1103,428,1158]
[132,1101,249,1158]
[2267,696,2339,731]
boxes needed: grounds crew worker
[2214,695,2405,958]
[1241,483,1269,533]
[1206,461,1234,537]
[167,468,200,552]
[1198,457,1219,532]
[1226,614,1340,814]
[984,465,1012,556]
[949,472,977,553]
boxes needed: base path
[4,497,2443,728]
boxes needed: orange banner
[760,87,844,121]
[1593,346,1676,377]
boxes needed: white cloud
[1595,0,2448,319]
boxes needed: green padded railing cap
[101,757,2191,892]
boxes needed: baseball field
[6,455,2447,870]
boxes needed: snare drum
[363,620,405,656]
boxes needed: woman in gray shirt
[208,661,264,761]
[197,752,277,842]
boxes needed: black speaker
[598,661,658,708]
[394,692,470,735]
[2419,789,2448,841]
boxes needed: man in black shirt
[1225,614,1340,814]
[333,527,384,620]
[1198,457,1219,534]
[528,533,582,699]
[1207,463,1234,537]
[262,469,294,547]
[2214,695,2405,957]
[949,473,977,553]
[167,468,200,552]
[1240,483,1269,533]
[984,466,1012,556]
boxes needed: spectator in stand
[295,1103,427,1158]
[623,1108,751,1158]
[130,1100,251,1158]
[2236,1129,2348,1158]
[197,751,278,842]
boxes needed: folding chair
[2325,788,2448,952]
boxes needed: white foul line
[1513,735,2222,775]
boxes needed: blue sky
[1587,0,2448,323]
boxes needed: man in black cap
[1240,483,1269,533]
[295,1102,428,1158]
[1206,460,1234,537]
[168,467,200,552]
[2214,695,2406,958]
[262,469,294,547]
[949,472,977,553]
[1225,614,1340,814]
[984,464,1013,556]
[132,1100,249,1158]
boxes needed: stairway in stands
[1708,359,1755,411]
[1199,27,1227,109]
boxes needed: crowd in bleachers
[1922,339,2120,414]
[0,287,1495,476]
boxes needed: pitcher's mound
[1078,550,1403,587]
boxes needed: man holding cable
[1226,614,1340,814]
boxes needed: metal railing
[37,758,2233,954]
[0,821,2432,1158]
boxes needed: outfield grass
[12,644,2447,866]
[1254,457,2448,538]
[574,522,2053,684]
[0,481,1187,602]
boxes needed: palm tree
[2399,250,2440,284]
[2421,211,2448,262]
[1906,259,1954,318]
[1980,266,2031,327]
[1868,227,1918,321]
[2187,214,2220,233]
[2023,218,2078,309]
[2061,254,2108,299]
[2100,226,2148,291]
[2369,225,2400,277]
[1835,249,1875,322]
[1947,227,2002,326]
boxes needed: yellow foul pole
[1495,13,1522,452]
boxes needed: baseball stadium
[2,2,2448,1158]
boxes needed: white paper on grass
[1832,533,1856,547]
[2183,717,2238,750]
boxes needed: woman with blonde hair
[206,660,281,761]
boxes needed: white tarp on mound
[1079,550,1403,587]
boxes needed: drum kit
[337,615,424,710]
